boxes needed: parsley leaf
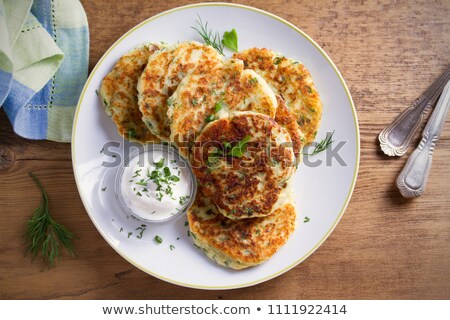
[222,29,238,52]
[227,135,251,158]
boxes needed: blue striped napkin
[0,0,89,142]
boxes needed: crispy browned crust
[188,189,296,269]
[190,112,295,220]
[234,48,322,145]
[168,59,278,157]
[99,44,162,143]
[138,41,222,141]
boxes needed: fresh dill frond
[191,15,225,55]
[304,130,335,156]
[25,172,76,267]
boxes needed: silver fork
[379,66,450,156]
[397,80,450,198]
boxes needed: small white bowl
[114,144,197,223]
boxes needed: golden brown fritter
[188,188,296,269]
[190,112,295,220]
[99,43,163,143]
[168,59,278,157]
[137,41,222,141]
[234,48,322,145]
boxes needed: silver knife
[379,66,450,156]
[397,79,450,198]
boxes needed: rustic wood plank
[0,0,449,299]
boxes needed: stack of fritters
[99,41,322,269]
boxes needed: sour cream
[116,146,195,222]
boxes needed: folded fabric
[0,0,89,142]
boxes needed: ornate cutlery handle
[397,80,450,198]
[379,66,450,156]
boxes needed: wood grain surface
[1,0,449,299]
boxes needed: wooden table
[1,0,449,299]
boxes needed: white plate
[72,3,359,289]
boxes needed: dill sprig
[304,131,335,156]
[192,15,225,55]
[25,172,76,267]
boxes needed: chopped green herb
[154,235,163,244]
[273,57,283,65]
[179,195,190,206]
[214,100,223,113]
[205,114,216,123]
[227,135,251,158]
[127,232,132,238]
[168,175,180,182]
[153,158,165,169]
[169,244,175,251]
[166,96,174,106]
[244,207,254,215]
[119,228,123,232]
[136,192,142,197]
[101,187,106,191]
[165,185,173,196]
[304,216,310,223]
[191,98,199,106]
[132,169,142,178]
[100,147,104,153]
[163,166,171,177]
[135,181,147,186]
[249,77,258,85]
